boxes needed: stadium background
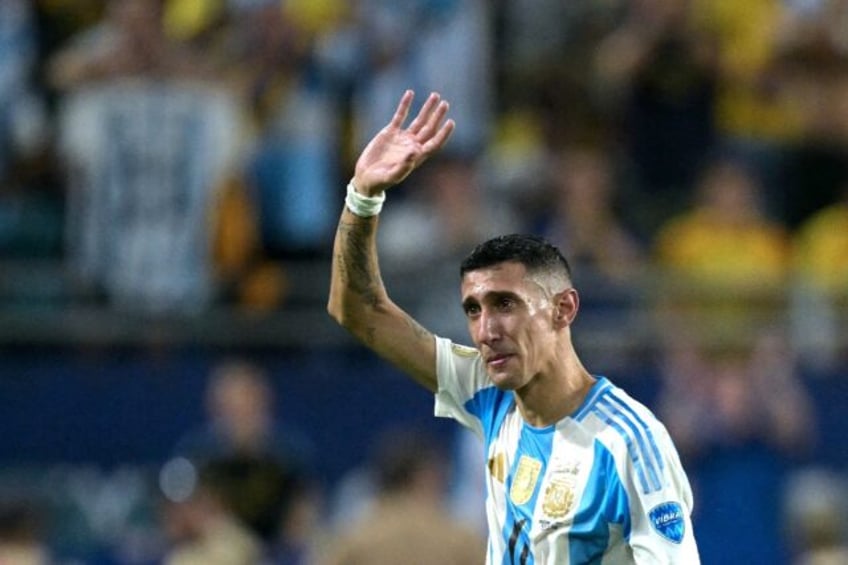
[1,0,847,563]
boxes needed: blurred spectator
[0,0,48,180]
[691,0,805,223]
[318,428,485,565]
[350,0,493,157]
[160,458,264,565]
[791,181,848,369]
[499,0,622,138]
[222,0,347,259]
[0,145,64,262]
[773,1,848,228]
[477,108,549,230]
[760,1,848,239]
[653,155,814,564]
[782,467,848,565]
[776,0,848,146]
[173,359,315,470]
[652,155,792,354]
[34,0,105,65]
[793,180,848,291]
[0,496,50,565]
[169,359,320,562]
[46,0,210,91]
[594,0,719,235]
[692,0,803,140]
[487,1,629,241]
[539,145,647,314]
[0,0,55,261]
[657,331,816,564]
[51,0,276,314]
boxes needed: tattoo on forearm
[338,216,380,308]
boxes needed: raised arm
[327,90,455,392]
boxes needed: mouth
[486,353,513,369]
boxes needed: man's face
[461,261,560,390]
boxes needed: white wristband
[345,180,386,217]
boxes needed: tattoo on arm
[335,213,435,378]
[338,216,381,308]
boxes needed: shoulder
[435,336,487,395]
[577,380,670,459]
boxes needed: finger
[421,118,455,155]
[389,90,415,129]
[416,100,450,141]
[407,92,441,134]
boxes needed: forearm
[327,207,388,342]
[327,203,438,390]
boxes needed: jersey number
[508,519,531,565]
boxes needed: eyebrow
[462,290,523,311]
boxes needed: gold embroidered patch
[542,476,575,519]
[450,343,479,358]
[541,461,580,519]
[488,452,507,484]
[510,455,542,505]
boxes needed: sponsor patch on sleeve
[648,501,685,544]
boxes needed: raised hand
[353,90,455,196]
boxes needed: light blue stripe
[464,386,513,449]
[498,424,554,564]
[592,404,650,494]
[574,377,612,422]
[597,397,662,492]
[499,513,533,565]
[607,391,665,476]
[569,440,631,563]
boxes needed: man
[328,90,700,563]
[319,428,485,565]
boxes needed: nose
[474,310,501,346]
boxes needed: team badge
[541,461,580,519]
[648,501,685,544]
[510,456,542,505]
[541,476,575,518]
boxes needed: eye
[497,297,515,311]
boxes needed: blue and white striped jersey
[434,337,700,564]
[60,80,240,313]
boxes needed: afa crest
[541,476,575,519]
[541,462,579,519]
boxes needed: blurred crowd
[2,0,848,563]
[1,0,847,322]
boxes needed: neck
[515,353,595,428]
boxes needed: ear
[553,288,579,329]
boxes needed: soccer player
[328,90,700,564]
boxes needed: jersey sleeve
[625,420,701,564]
[433,336,490,438]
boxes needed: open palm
[354,90,455,195]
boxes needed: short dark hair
[460,234,572,282]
